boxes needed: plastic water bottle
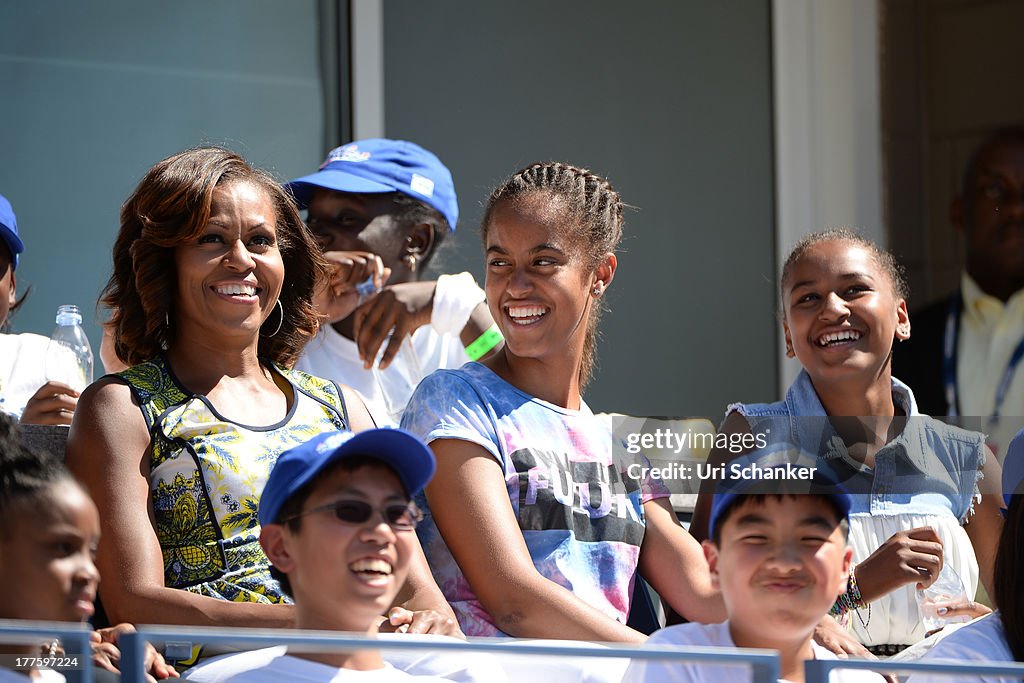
[46,304,94,392]
[916,562,972,632]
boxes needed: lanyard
[943,290,1024,420]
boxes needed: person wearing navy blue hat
[1,193,81,425]
[624,464,874,683]
[289,139,500,426]
[0,193,25,329]
[181,429,484,682]
[705,462,854,542]
[257,428,436,529]
[0,194,24,270]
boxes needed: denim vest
[729,370,984,520]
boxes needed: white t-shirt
[620,621,885,683]
[0,332,50,419]
[182,637,504,683]
[295,273,482,427]
[907,613,1018,683]
[181,648,445,682]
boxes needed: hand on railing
[812,615,873,658]
[94,624,179,682]
[378,607,465,639]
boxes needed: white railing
[805,656,1024,682]
[117,623,780,683]
[5,619,1023,683]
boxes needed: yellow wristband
[465,324,503,361]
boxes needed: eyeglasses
[287,499,423,531]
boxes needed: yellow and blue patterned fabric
[115,355,348,603]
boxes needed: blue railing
[805,656,1024,681]
[117,623,780,683]
[0,619,95,683]
[4,619,1023,683]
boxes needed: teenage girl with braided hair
[402,162,723,641]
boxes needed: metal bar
[0,620,92,683]
[806,656,1024,682]
[129,624,778,679]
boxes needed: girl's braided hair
[481,162,624,388]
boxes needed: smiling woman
[172,180,285,345]
[63,147,388,635]
[400,162,724,645]
[102,147,321,368]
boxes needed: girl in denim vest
[693,229,1004,653]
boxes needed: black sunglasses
[288,498,423,531]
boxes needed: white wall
[380,0,778,418]
[773,0,884,392]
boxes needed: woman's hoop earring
[263,299,284,338]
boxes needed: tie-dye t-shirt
[401,362,669,636]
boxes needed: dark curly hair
[0,413,76,537]
[102,147,329,367]
[481,162,624,390]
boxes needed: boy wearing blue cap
[0,194,80,424]
[183,428,475,682]
[624,466,883,683]
[287,140,499,425]
[0,194,25,340]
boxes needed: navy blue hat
[0,194,24,270]
[285,139,459,232]
[259,429,436,527]
[1003,429,1024,508]
[708,463,852,540]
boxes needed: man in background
[894,126,1024,453]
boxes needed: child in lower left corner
[0,412,177,682]
[622,464,885,683]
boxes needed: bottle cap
[55,304,83,326]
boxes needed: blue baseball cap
[1003,429,1024,508]
[0,194,24,270]
[285,139,459,232]
[708,462,852,540]
[259,429,436,526]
